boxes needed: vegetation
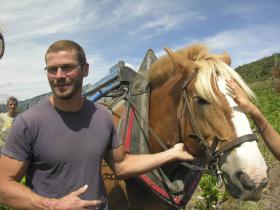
[235,53,280,84]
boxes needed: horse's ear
[216,51,231,66]
[164,47,198,74]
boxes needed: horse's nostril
[259,178,268,189]
[239,173,255,191]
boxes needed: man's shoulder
[0,113,4,126]
[20,100,51,119]
[0,112,9,120]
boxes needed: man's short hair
[7,96,18,106]
[45,40,87,64]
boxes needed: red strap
[138,174,182,204]
[124,109,135,152]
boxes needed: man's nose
[55,67,66,77]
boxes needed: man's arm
[246,104,280,160]
[105,143,193,179]
[0,155,103,210]
[227,79,280,160]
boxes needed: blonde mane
[147,44,255,103]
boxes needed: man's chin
[53,90,75,100]
[55,93,74,100]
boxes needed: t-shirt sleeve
[2,115,33,161]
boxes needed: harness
[126,70,258,194]
[106,71,258,209]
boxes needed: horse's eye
[194,96,209,105]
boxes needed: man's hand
[226,79,254,113]
[49,185,104,210]
[171,143,194,161]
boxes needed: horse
[102,44,268,210]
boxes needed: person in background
[227,79,280,161]
[0,40,194,210]
[0,96,18,153]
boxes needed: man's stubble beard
[50,77,83,100]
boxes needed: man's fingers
[174,143,194,160]
[82,199,104,208]
[70,185,88,196]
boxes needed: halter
[178,70,258,180]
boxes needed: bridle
[177,70,258,181]
[124,70,258,182]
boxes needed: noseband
[178,70,258,179]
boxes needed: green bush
[0,204,11,210]
[195,175,229,209]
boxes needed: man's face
[45,50,88,100]
[7,100,17,116]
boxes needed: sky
[0,0,279,103]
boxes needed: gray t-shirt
[2,99,120,209]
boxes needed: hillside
[236,53,280,84]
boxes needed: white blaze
[217,78,252,136]
[217,77,267,189]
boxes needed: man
[0,40,193,210]
[0,96,18,152]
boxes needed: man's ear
[83,63,89,77]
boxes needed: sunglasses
[44,63,83,75]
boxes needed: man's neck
[7,112,16,118]
[49,95,84,112]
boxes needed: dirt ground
[259,160,280,210]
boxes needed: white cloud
[201,25,280,67]
[0,0,279,102]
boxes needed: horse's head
[148,44,268,201]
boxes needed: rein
[125,71,258,179]
[124,88,218,176]
[118,73,257,208]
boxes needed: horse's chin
[224,176,263,201]
[223,168,267,201]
